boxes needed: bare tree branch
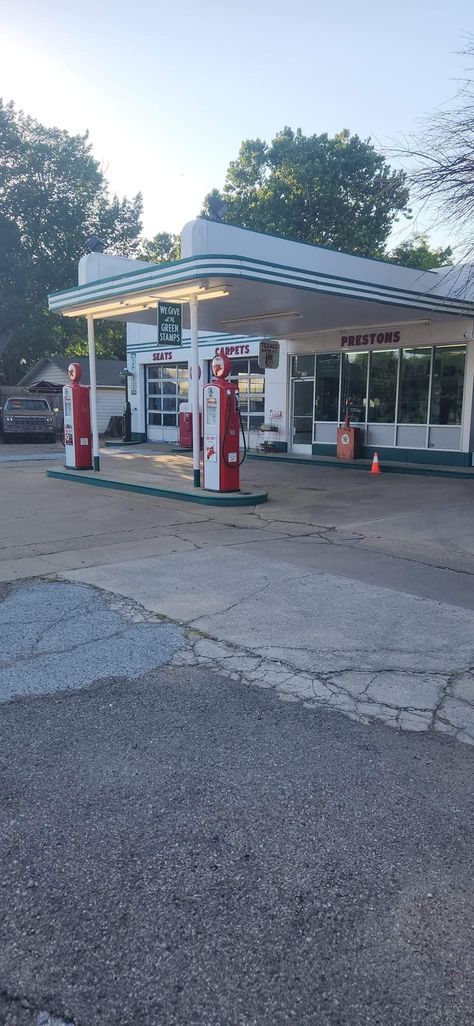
[392,38,474,266]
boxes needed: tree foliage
[138,231,180,263]
[388,233,453,270]
[0,100,142,383]
[201,127,411,258]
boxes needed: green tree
[201,127,410,257]
[138,231,180,263]
[388,234,453,270]
[0,100,142,383]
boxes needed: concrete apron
[63,543,474,747]
[47,468,268,507]
[47,449,268,506]
[5,447,473,745]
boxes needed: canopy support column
[87,313,100,472]
[190,296,200,487]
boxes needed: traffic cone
[370,451,381,475]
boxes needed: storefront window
[147,362,188,427]
[368,350,398,422]
[288,341,466,447]
[430,345,466,425]
[341,352,368,423]
[314,353,340,421]
[291,355,315,379]
[398,348,431,424]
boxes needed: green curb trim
[103,440,143,448]
[248,452,474,480]
[47,468,268,506]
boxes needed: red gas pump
[178,403,203,449]
[62,362,92,470]
[202,355,246,491]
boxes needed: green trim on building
[49,253,474,319]
[248,451,474,479]
[312,443,472,467]
[103,440,143,448]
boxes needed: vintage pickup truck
[1,396,58,441]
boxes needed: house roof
[18,357,125,388]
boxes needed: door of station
[291,377,314,452]
[147,363,188,442]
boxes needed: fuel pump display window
[206,395,218,424]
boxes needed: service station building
[50,218,474,469]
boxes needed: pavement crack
[0,625,135,672]
[188,577,274,620]
[186,571,321,624]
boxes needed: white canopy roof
[49,219,474,337]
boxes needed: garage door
[147,363,188,442]
[96,390,124,433]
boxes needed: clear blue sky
[1,0,472,246]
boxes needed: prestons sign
[158,302,182,346]
[341,329,401,349]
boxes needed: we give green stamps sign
[158,302,182,346]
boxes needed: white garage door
[147,363,188,442]
[96,389,124,432]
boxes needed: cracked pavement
[1,581,474,1026]
[1,453,474,744]
[1,448,474,1024]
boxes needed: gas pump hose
[222,398,247,467]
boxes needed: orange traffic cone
[370,451,381,475]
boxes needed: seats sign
[258,340,280,370]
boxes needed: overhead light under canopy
[62,286,230,318]
[222,309,302,326]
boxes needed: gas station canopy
[49,218,474,335]
[48,219,474,483]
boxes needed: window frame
[289,342,467,451]
[146,362,188,428]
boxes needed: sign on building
[129,352,137,395]
[258,339,280,370]
[158,302,182,346]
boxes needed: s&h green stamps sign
[158,302,182,346]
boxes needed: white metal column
[461,337,474,453]
[87,313,100,471]
[190,296,200,487]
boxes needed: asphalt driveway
[0,581,473,1026]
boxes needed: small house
[17,357,126,433]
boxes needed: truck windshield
[4,399,50,411]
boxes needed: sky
[1,0,472,248]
